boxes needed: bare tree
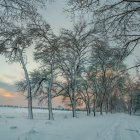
[0,0,50,54]
[31,69,55,120]
[76,77,93,116]
[33,49,57,120]
[67,0,140,61]
[0,0,45,24]
[0,0,53,119]
[56,21,94,117]
[0,27,33,119]
[86,36,129,115]
[27,19,59,120]
[87,63,100,116]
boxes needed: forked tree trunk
[19,48,33,119]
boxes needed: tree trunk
[47,63,54,120]
[48,86,54,120]
[69,94,76,117]
[67,83,76,118]
[110,99,113,113]
[72,92,76,117]
[129,91,133,116]
[100,102,103,115]
[19,48,33,119]
[71,75,77,117]
[93,98,96,117]
[93,78,98,117]
[86,99,90,116]
[105,98,109,114]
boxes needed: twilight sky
[0,0,139,107]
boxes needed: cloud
[0,88,16,98]
[0,88,38,107]
[3,74,16,80]
[0,88,27,106]
[0,87,63,107]
[0,74,20,85]
[0,81,17,92]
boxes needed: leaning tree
[0,27,34,119]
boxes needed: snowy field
[0,107,140,140]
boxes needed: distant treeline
[0,105,88,112]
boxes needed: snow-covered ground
[0,107,140,140]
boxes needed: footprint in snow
[10,126,18,129]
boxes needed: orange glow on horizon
[0,89,16,98]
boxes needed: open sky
[0,0,139,107]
